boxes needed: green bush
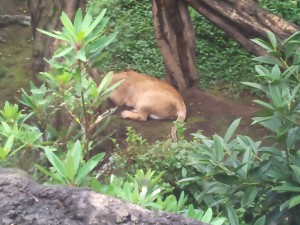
[259,0,300,25]
[108,32,300,225]
[0,9,118,172]
[92,168,226,224]
[87,0,164,77]
[0,9,223,224]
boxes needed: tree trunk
[186,0,299,56]
[152,0,199,91]
[152,0,299,90]
[0,168,209,225]
[27,0,86,79]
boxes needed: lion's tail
[171,100,187,142]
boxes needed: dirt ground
[105,88,262,145]
[111,90,265,142]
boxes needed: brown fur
[108,70,186,122]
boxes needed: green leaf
[84,17,109,44]
[101,79,124,97]
[1,135,14,159]
[267,31,278,48]
[75,152,105,185]
[290,195,300,208]
[45,149,66,179]
[0,147,7,161]
[202,208,213,223]
[286,128,299,150]
[187,204,197,219]
[268,85,282,108]
[211,218,227,225]
[253,216,266,225]
[213,174,239,185]
[178,176,202,183]
[213,135,224,161]
[74,8,83,35]
[60,12,75,38]
[255,65,271,77]
[97,72,113,94]
[53,46,74,58]
[34,163,65,184]
[252,100,274,110]
[82,11,93,33]
[224,118,240,142]
[76,49,87,62]
[72,140,82,177]
[251,38,273,51]
[271,65,281,81]
[281,31,300,46]
[226,205,239,225]
[241,186,258,207]
[75,31,85,42]
[273,183,300,192]
[85,9,107,37]
[88,32,118,57]
[290,165,300,184]
[241,82,267,92]
[37,29,68,41]
[253,56,283,66]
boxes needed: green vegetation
[1,1,300,225]
[104,31,300,225]
[259,0,300,25]
[87,0,164,77]
[86,0,300,93]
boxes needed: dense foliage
[108,31,300,224]
[259,0,300,25]
[1,1,300,225]
[87,0,164,77]
[86,0,300,93]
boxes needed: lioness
[108,70,186,122]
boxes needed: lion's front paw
[121,110,131,119]
[120,110,147,121]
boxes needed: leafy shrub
[35,140,105,186]
[0,101,42,167]
[182,32,300,225]
[107,32,300,225]
[87,0,164,77]
[0,9,117,172]
[92,168,226,224]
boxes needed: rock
[0,168,209,225]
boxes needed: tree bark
[0,168,209,225]
[152,0,299,90]
[186,0,299,56]
[27,0,86,79]
[152,0,199,91]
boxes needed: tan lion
[108,70,186,123]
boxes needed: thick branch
[186,0,299,56]
[152,0,199,90]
